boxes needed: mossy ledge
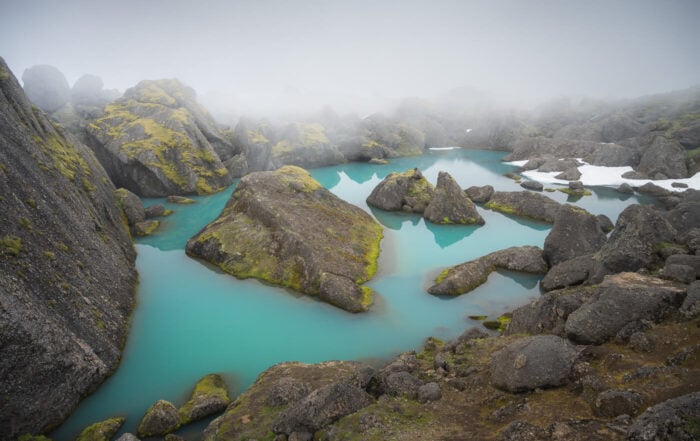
[186,166,383,313]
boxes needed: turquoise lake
[52,149,649,440]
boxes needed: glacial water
[52,149,649,440]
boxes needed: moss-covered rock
[179,374,231,425]
[269,123,345,170]
[423,171,484,225]
[86,79,233,197]
[133,220,160,237]
[75,417,125,441]
[137,399,180,438]
[186,166,383,312]
[484,191,563,223]
[166,195,196,204]
[366,168,434,213]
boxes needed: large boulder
[627,392,700,441]
[21,64,70,113]
[114,187,145,227]
[366,168,434,213]
[269,123,345,170]
[589,204,678,282]
[465,185,494,203]
[484,191,562,223]
[271,382,373,436]
[540,255,596,291]
[429,246,547,296]
[564,273,686,344]
[423,171,484,224]
[543,204,607,267]
[490,335,578,392]
[137,400,180,438]
[0,57,137,438]
[86,79,233,197]
[178,374,231,425]
[186,166,383,312]
[505,136,637,167]
[637,135,688,179]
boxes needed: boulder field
[186,166,383,312]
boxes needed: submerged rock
[179,374,231,425]
[186,166,383,312]
[484,191,562,223]
[428,246,547,296]
[366,168,434,213]
[490,335,578,393]
[423,171,484,224]
[86,79,233,197]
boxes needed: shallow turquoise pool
[52,149,648,440]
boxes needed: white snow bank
[429,146,461,151]
[505,159,699,192]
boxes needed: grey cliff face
[0,58,137,439]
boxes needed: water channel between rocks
[52,149,649,440]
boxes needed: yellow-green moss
[558,188,592,196]
[484,200,517,215]
[18,435,52,441]
[178,373,231,425]
[360,285,374,309]
[40,133,91,182]
[0,66,9,81]
[277,165,323,192]
[43,251,55,259]
[1,235,22,256]
[299,122,330,146]
[19,217,32,230]
[247,128,269,144]
[75,417,125,441]
[134,220,160,237]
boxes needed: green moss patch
[75,417,125,441]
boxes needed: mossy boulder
[428,246,548,296]
[484,191,563,223]
[366,168,434,213]
[133,220,160,237]
[75,417,125,441]
[186,166,383,312]
[179,374,231,425]
[137,399,180,438]
[269,123,345,170]
[423,171,484,225]
[86,79,233,197]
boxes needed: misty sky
[1,0,699,113]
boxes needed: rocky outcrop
[186,166,382,312]
[137,400,180,438]
[75,417,125,441]
[178,374,231,425]
[423,171,484,224]
[269,123,345,170]
[504,137,638,167]
[540,255,596,291]
[484,191,562,223]
[366,168,434,213]
[0,57,137,439]
[543,205,607,267]
[509,272,685,344]
[86,79,233,197]
[21,64,70,113]
[627,392,700,441]
[490,335,578,392]
[428,246,548,296]
[466,185,495,203]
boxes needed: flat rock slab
[484,191,562,223]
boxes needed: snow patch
[429,146,461,151]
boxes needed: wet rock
[272,382,373,435]
[520,180,544,191]
[75,417,125,441]
[417,382,442,402]
[490,335,578,392]
[592,389,643,417]
[137,400,180,438]
[186,166,382,312]
[543,204,607,267]
[366,168,434,213]
[178,374,231,425]
[428,246,547,296]
[627,392,700,441]
[424,171,484,224]
[465,184,495,203]
[565,273,686,345]
[485,191,562,223]
[144,204,166,218]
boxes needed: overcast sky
[1,0,699,114]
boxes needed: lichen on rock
[366,168,434,213]
[186,165,383,312]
